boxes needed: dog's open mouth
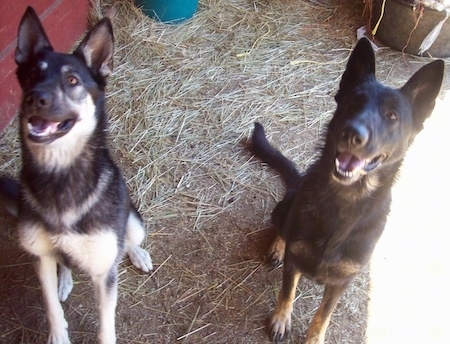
[334,151,386,183]
[27,116,76,143]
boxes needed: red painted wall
[0,0,90,132]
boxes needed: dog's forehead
[357,81,407,104]
[377,85,412,110]
[61,64,79,74]
[34,51,87,75]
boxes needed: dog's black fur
[0,7,152,343]
[250,38,444,343]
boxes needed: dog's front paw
[47,329,70,344]
[304,337,324,344]
[98,329,116,344]
[304,327,326,344]
[269,310,291,342]
[127,245,153,273]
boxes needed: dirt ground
[1,0,449,343]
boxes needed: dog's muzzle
[334,151,386,184]
[27,115,75,143]
[332,120,386,184]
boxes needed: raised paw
[269,309,291,343]
[127,245,153,272]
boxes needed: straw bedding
[1,0,447,343]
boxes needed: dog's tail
[250,122,302,189]
[0,176,20,218]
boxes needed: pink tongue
[337,152,365,172]
[29,116,58,134]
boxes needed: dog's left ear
[401,60,444,130]
[15,6,53,65]
[335,38,376,102]
[74,18,114,78]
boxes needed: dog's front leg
[93,268,118,344]
[304,282,350,344]
[269,264,301,342]
[36,255,70,344]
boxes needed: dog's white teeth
[336,158,363,179]
[337,167,353,178]
[335,159,349,177]
[28,121,59,137]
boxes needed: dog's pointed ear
[15,6,53,65]
[401,60,444,130]
[74,18,114,78]
[335,38,376,102]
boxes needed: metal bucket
[135,0,198,23]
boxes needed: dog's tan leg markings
[57,264,73,302]
[270,268,301,342]
[37,256,70,344]
[93,269,118,344]
[304,282,349,344]
[268,235,286,267]
[125,210,153,272]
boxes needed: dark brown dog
[250,38,444,343]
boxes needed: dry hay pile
[2,0,442,343]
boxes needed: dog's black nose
[341,122,369,148]
[25,90,52,109]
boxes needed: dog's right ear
[15,6,53,65]
[335,38,376,102]
[401,59,444,132]
[74,18,114,79]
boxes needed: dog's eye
[67,76,79,86]
[386,111,398,121]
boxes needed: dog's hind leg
[93,268,118,344]
[304,282,350,344]
[36,255,70,344]
[57,263,73,302]
[268,235,286,268]
[268,192,296,268]
[269,263,301,342]
[125,207,153,272]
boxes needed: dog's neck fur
[305,154,401,261]
[19,132,115,228]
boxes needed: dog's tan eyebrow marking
[61,65,72,73]
[38,61,48,70]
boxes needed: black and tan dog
[0,7,152,344]
[250,38,444,343]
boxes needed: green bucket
[135,0,198,23]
